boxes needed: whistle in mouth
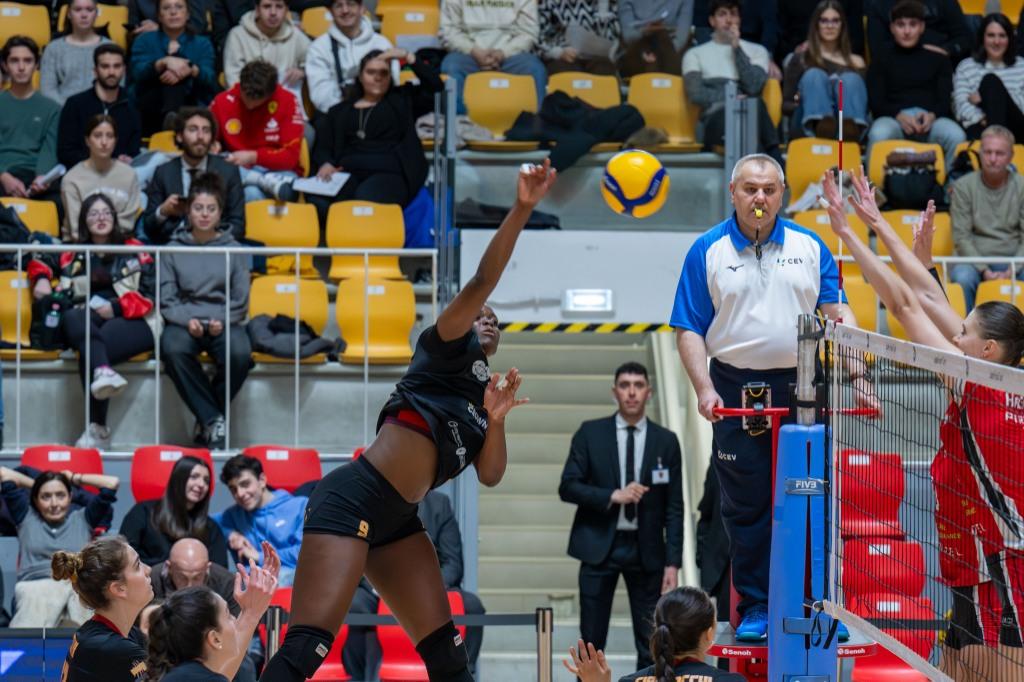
[754,208,764,218]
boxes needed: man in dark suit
[341,490,486,681]
[559,361,684,670]
[141,106,245,244]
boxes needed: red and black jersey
[62,615,148,682]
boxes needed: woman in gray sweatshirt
[40,0,111,105]
[159,172,251,450]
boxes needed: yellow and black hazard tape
[498,322,673,333]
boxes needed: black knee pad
[260,624,334,681]
[415,621,473,681]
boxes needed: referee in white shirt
[671,154,877,641]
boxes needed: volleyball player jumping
[822,169,1024,680]
[259,161,556,682]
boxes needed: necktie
[185,167,198,194]
[625,425,636,522]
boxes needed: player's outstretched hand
[847,166,883,226]
[912,200,937,269]
[234,542,280,616]
[562,640,611,682]
[819,170,854,240]
[516,158,556,209]
[483,368,529,423]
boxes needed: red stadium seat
[839,450,905,539]
[842,539,925,599]
[378,592,466,681]
[258,587,350,680]
[21,445,104,493]
[130,445,213,502]
[849,595,935,681]
[241,446,323,493]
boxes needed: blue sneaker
[736,607,769,641]
[837,620,850,642]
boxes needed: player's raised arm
[435,160,556,342]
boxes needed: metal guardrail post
[536,607,553,682]
[266,605,283,659]
[723,81,759,215]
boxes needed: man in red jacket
[210,59,304,202]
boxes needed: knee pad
[415,621,473,682]
[260,624,334,681]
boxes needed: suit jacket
[142,155,245,244]
[418,490,463,589]
[559,415,684,572]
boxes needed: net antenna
[836,78,845,309]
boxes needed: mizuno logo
[727,264,744,272]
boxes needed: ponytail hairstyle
[153,456,212,543]
[51,535,130,610]
[649,587,717,682]
[146,586,221,679]
[973,301,1024,367]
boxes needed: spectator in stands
[440,0,547,114]
[866,0,965,165]
[142,107,245,244]
[782,0,867,140]
[61,116,142,238]
[210,60,304,203]
[121,455,228,566]
[150,538,258,682]
[160,173,251,450]
[214,455,307,587]
[0,467,119,627]
[682,0,779,158]
[537,0,621,76]
[40,0,111,106]
[130,0,217,135]
[58,45,143,169]
[777,0,865,62]
[304,0,392,115]
[866,0,971,64]
[343,490,487,680]
[130,0,209,39]
[222,0,310,92]
[949,125,1024,310]
[953,13,1024,142]
[692,0,778,57]
[310,48,442,225]
[0,37,62,205]
[27,193,156,450]
[617,0,691,77]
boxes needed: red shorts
[945,583,1002,649]
[988,552,1024,647]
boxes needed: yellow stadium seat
[463,71,540,151]
[868,139,946,188]
[376,0,438,12]
[147,130,179,153]
[0,3,50,49]
[958,0,986,13]
[548,72,621,109]
[249,275,329,363]
[626,73,702,151]
[976,279,1024,311]
[336,277,415,364]
[57,3,128,48]
[300,7,333,38]
[299,137,310,177]
[791,209,868,279]
[1004,0,1024,24]
[326,201,405,281]
[785,138,863,200]
[950,140,1024,172]
[947,282,967,318]
[876,211,954,258]
[244,200,319,277]
[379,6,439,46]
[0,271,60,360]
[0,198,58,236]
[842,278,878,332]
[763,78,782,129]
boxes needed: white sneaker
[76,423,111,450]
[91,366,127,400]
[256,172,297,202]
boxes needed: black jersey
[619,658,747,681]
[62,616,148,682]
[378,325,490,487]
[161,661,229,681]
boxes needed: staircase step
[480,494,575,525]
[479,525,571,557]
[494,345,649,374]
[504,404,618,434]
[477,588,634,619]
[495,374,620,405]
[491,463,565,496]
[478,556,581,590]
[505,433,572,464]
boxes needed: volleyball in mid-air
[601,149,670,219]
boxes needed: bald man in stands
[150,539,258,682]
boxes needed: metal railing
[0,243,437,453]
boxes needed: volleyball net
[823,322,1024,681]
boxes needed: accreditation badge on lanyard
[651,457,669,485]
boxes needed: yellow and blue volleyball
[601,149,670,219]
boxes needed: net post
[535,607,553,682]
[797,314,817,426]
[266,605,283,659]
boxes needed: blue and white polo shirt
[670,214,845,370]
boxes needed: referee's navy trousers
[709,359,797,616]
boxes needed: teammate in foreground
[260,161,556,682]
[823,168,1024,681]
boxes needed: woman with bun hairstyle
[145,549,280,681]
[564,587,745,682]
